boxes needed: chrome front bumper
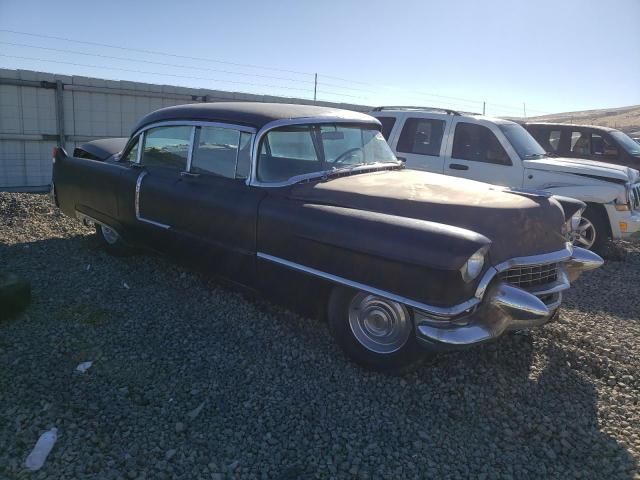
[414,246,603,350]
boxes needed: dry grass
[526,105,640,137]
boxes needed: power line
[0,41,316,85]
[0,29,315,77]
[0,29,556,114]
[0,54,362,99]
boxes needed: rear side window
[377,117,396,140]
[571,130,590,155]
[141,126,192,170]
[548,130,561,152]
[452,122,510,165]
[397,118,445,156]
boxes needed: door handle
[449,163,469,171]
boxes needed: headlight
[460,246,488,283]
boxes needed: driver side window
[452,123,510,165]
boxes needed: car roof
[371,109,516,125]
[131,102,379,134]
[525,122,618,132]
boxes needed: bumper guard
[415,246,603,350]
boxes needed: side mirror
[604,146,619,156]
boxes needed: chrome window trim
[257,252,480,318]
[132,120,256,138]
[135,131,144,164]
[134,171,170,229]
[186,126,197,172]
[248,117,393,187]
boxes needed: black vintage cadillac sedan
[52,103,602,370]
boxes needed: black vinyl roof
[131,102,379,134]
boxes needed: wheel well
[583,202,612,237]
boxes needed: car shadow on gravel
[412,334,637,478]
[1,234,637,479]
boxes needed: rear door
[443,120,523,187]
[167,124,265,281]
[387,115,450,173]
[135,124,194,253]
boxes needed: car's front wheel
[95,224,132,256]
[327,286,425,372]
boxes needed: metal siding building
[0,69,369,190]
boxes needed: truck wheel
[327,286,425,372]
[95,224,131,256]
[573,205,610,254]
[0,272,31,320]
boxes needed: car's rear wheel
[572,205,610,254]
[95,224,131,256]
[327,286,425,372]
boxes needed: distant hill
[524,105,640,137]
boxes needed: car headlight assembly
[460,246,489,283]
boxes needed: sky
[0,0,638,117]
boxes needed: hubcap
[348,293,412,354]
[101,224,120,245]
[571,217,596,249]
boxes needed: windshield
[610,131,640,156]
[498,123,547,159]
[257,124,398,183]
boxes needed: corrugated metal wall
[0,68,369,190]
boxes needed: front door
[443,120,523,187]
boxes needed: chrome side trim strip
[257,252,479,318]
[134,171,170,229]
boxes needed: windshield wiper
[523,153,547,159]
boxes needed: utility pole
[523,102,527,119]
[313,73,318,103]
[482,101,486,115]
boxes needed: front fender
[257,197,490,307]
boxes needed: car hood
[524,156,639,184]
[289,169,567,264]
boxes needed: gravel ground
[1,192,639,480]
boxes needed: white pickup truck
[371,107,640,253]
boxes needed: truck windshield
[257,124,398,183]
[610,131,640,156]
[499,123,547,159]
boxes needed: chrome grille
[499,263,559,289]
